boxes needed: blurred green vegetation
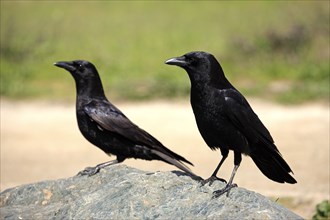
[1,1,329,103]
[313,200,330,220]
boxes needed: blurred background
[1,1,329,102]
[1,1,329,218]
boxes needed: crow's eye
[187,57,197,66]
[185,56,193,63]
[77,64,84,71]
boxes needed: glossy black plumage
[165,51,296,196]
[54,60,194,176]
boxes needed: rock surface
[0,165,301,219]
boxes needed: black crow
[165,51,296,197]
[54,60,194,176]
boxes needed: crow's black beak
[54,61,76,72]
[165,56,187,67]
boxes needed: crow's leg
[77,159,120,176]
[202,149,228,186]
[212,152,241,197]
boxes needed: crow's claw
[77,166,100,176]
[201,176,227,186]
[212,183,237,198]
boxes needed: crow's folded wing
[83,100,162,147]
[83,100,193,167]
[221,89,279,153]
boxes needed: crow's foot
[77,166,100,176]
[212,183,237,198]
[201,176,227,186]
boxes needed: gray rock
[0,164,302,220]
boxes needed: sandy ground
[1,99,329,218]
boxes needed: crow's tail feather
[151,150,196,177]
[251,143,296,184]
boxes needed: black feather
[165,51,296,188]
[54,60,194,176]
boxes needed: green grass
[313,200,330,220]
[1,1,329,103]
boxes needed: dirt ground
[1,99,329,218]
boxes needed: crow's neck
[189,72,233,92]
[210,75,233,90]
[209,64,234,89]
[75,77,106,101]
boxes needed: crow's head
[165,51,225,85]
[54,60,99,81]
[54,60,105,97]
[165,51,214,70]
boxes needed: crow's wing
[220,89,295,178]
[83,100,162,147]
[220,89,279,152]
[83,100,193,167]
